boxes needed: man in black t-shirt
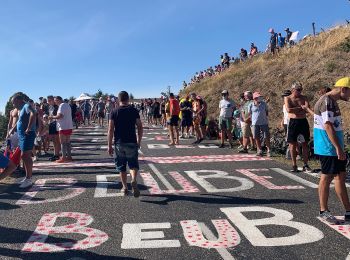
[107,91,143,197]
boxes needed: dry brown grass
[182,26,350,130]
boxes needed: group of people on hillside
[183,27,295,89]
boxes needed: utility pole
[312,22,316,36]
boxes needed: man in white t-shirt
[218,90,235,148]
[49,96,73,163]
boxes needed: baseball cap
[253,92,262,99]
[221,90,229,95]
[334,77,350,88]
[268,28,274,33]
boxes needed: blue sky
[0,0,349,112]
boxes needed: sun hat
[291,82,303,90]
[253,92,262,99]
[221,90,229,95]
[334,77,350,88]
[268,28,274,33]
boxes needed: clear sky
[0,0,349,112]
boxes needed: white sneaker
[19,178,33,189]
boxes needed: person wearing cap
[238,91,255,153]
[313,77,350,224]
[248,92,271,157]
[218,90,235,148]
[284,82,312,173]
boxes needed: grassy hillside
[182,25,350,130]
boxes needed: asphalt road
[0,120,349,260]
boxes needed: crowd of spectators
[182,27,295,88]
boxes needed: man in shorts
[239,91,255,153]
[169,93,180,145]
[81,99,91,125]
[152,98,161,126]
[180,95,193,139]
[191,93,205,144]
[108,91,143,197]
[248,92,271,157]
[314,77,350,224]
[47,95,61,161]
[12,93,37,188]
[49,96,73,163]
[218,90,235,148]
[284,82,312,172]
[97,97,106,127]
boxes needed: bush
[339,36,350,53]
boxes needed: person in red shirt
[169,93,180,145]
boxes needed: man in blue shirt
[12,93,37,188]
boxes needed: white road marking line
[147,163,175,190]
[199,222,235,260]
[271,168,319,188]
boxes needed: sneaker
[256,151,263,157]
[219,144,225,148]
[192,140,200,145]
[266,151,271,157]
[33,156,38,162]
[131,181,140,198]
[303,165,312,173]
[121,188,128,196]
[319,211,341,225]
[197,138,204,144]
[238,148,248,153]
[179,135,184,139]
[19,178,33,189]
[291,165,301,173]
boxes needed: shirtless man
[6,108,19,149]
[284,82,312,172]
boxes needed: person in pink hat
[247,92,271,157]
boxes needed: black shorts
[181,117,192,127]
[98,111,105,118]
[49,122,58,135]
[170,115,179,126]
[287,118,310,143]
[319,155,347,175]
[153,113,161,119]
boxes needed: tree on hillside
[94,89,103,99]
[0,113,7,140]
[130,93,134,100]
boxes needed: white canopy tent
[74,93,94,101]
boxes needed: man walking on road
[314,77,350,224]
[108,91,143,197]
[284,82,312,173]
[12,93,37,188]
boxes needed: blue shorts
[114,143,139,173]
[18,131,36,152]
[0,154,9,168]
